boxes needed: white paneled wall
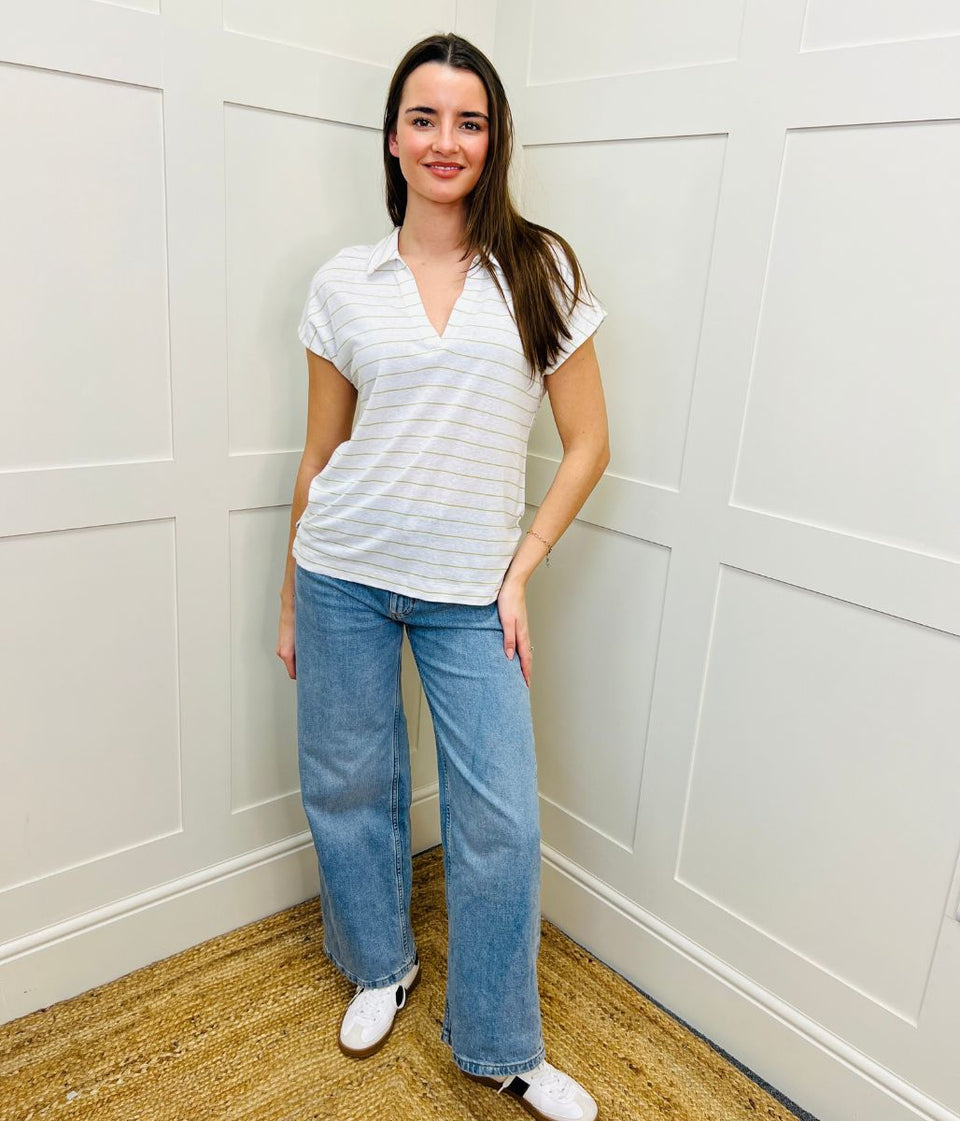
[0,0,492,1020]
[1,523,181,889]
[501,2,960,1120]
[1,66,169,471]
[2,2,958,1121]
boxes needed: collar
[365,225,503,277]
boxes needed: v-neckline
[399,255,478,345]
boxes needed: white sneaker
[469,1057,599,1121]
[337,952,420,1058]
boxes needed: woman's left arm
[498,336,611,686]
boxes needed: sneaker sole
[463,1069,601,1121]
[337,964,421,1059]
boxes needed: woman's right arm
[276,349,358,679]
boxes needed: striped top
[293,224,607,605]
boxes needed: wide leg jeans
[294,564,546,1078]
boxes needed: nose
[432,122,459,155]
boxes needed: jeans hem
[322,939,418,989]
[443,1034,547,1078]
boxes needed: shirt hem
[293,553,501,606]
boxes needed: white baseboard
[0,793,446,1027]
[0,834,321,1024]
[540,843,958,1121]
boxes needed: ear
[388,129,399,158]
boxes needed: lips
[425,163,463,169]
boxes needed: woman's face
[389,61,490,209]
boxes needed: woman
[277,31,609,1121]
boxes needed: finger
[503,616,516,659]
[518,634,532,688]
[277,645,296,680]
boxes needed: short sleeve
[297,272,340,366]
[543,248,608,376]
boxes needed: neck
[398,198,471,265]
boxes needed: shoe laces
[351,984,395,1025]
[511,1060,577,1103]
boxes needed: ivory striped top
[293,224,607,605]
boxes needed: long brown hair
[382,32,599,384]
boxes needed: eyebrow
[404,105,489,121]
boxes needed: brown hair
[382,32,600,384]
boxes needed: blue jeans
[294,564,546,1077]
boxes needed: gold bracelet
[526,528,553,567]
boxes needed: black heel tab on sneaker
[499,1074,529,1098]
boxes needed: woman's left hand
[496,576,533,688]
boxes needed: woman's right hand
[277,601,297,680]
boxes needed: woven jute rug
[0,845,805,1121]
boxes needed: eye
[410,117,483,130]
